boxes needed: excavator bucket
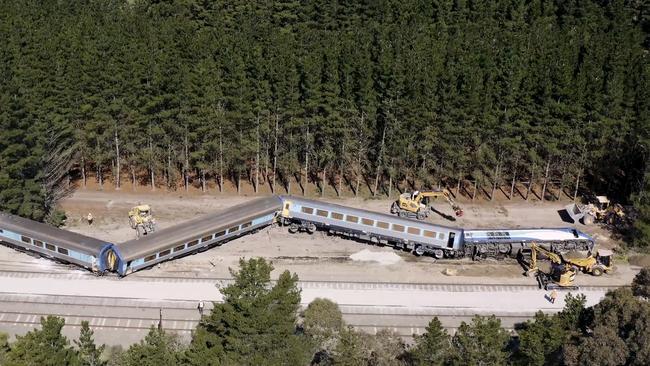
[565,203,585,223]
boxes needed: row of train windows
[20,235,69,255]
[143,221,253,262]
[300,207,446,240]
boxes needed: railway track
[0,293,533,340]
[0,266,628,292]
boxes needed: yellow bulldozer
[524,243,613,290]
[128,204,156,239]
[390,188,463,221]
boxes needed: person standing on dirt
[198,300,205,316]
[86,213,94,226]
[549,289,558,304]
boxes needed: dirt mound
[349,249,402,265]
[629,254,650,268]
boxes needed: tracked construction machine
[524,243,613,290]
[128,204,156,239]
[391,188,463,220]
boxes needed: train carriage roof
[0,211,110,253]
[115,195,283,261]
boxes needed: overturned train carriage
[112,196,283,275]
[0,212,115,272]
[278,196,465,258]
[463,228,594,259]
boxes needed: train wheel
[288,223,299,233]
[414,246,425,256]
[433,249,444,259]
[416,212,426,220]
[306,223,316,234]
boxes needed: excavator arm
[418,189,464,217]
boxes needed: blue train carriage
[0,211,116,273]
[462,227,595,258]
[278,196,465,258]
[113,196,283,275]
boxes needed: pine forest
[0,0,649,245]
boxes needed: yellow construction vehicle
[524,243,613,290]
[390,188,463,220]
[565,195,625,225]
[128,204,156,239]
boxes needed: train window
[215,231,226,237]
[345,215,359,223]
[407,227,421,235]
[173,244,185,252]
[228,226,239,233]
[301,207,314,214]
[33,240,43,247]
[317,209,329,217]
[423,230,437,238]
[438,233,445,240]
[0,229,3,233]
[241,222,252,229]
[159,249,171,257]
[376,221,389,229]
[392,224,405,232]
[202,234,213,242]
[145,254,157,262]
[45,243,55,251]
[21,236,31,243]
[57,247,69,255]
[361,218,374,226]
[331,212,344,220]
[187,239,199,247]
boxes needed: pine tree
[187,258,311,365]
[449,315,510,366]
[120,326,180,366]
[409,317,450,366]
[4,316,79,366]
[75,320,106,366]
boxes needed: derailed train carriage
[278,196,465,258]
[0,194,596,275]
[278,196,595,260]
[0,212,116,272]
[111,196,281,275]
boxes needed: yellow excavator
[128,204,156,239]
[524,243,613,290]
[390,188,463,220]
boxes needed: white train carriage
[278,196,465,258]
[463,228,595,258]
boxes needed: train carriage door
[447,233,455,248]
[99,244,125,275]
